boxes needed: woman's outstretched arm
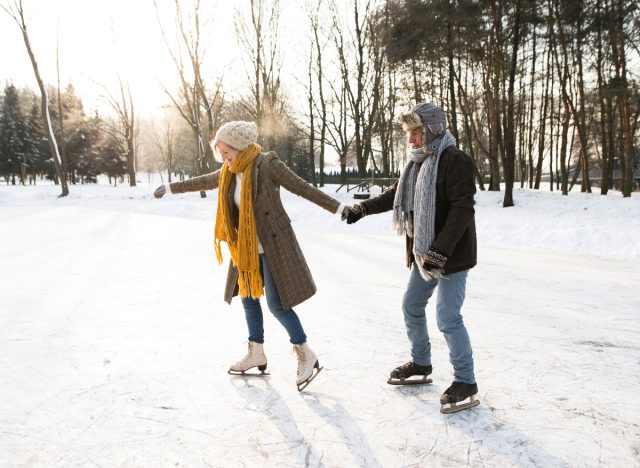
[154,170,221,198]
[268,154,343,214]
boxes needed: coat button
[265,211,269,215]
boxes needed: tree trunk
[595,0,610,195]
[16,9,68,196]
[307,50,317,187]
[535,27,552,190]
[502,0,521,207]
[446,0,459,141]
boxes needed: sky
[0,0,304,118]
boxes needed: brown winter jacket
[361,146,477,275]
[168,152,341,309]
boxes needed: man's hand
[343,204,367,224]
[422,249,447,271]
[154,185,167,199]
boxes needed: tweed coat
[360,146,477,276]
[168,152,341,309]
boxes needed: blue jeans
[402,267,475,384]
[241,255,307,345]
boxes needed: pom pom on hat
[212,121,258,152]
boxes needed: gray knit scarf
[393,130,457,279]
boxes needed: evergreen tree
[23,92,50,183]
[98,131,127,185]
[65,113,102,184]
[0,84,27,184]
[49,84,86,183]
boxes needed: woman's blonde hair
[209,138,240,163]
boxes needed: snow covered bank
[1,182,638,261]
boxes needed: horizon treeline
[1,0,639,201]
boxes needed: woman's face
[217,142,241,166]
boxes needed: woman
[154,121,344,391]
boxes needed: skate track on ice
[0,201,639,467]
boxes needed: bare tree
[326,79,353,185]
[155,0,224,196]
[330,0,383,179]
[305,46,317,186]
[235,0,287,149]
[1,0,68,196]
[151,118,177,183]
[310,1,329,186]
[94,76,137,186]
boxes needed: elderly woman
[154,121,344,391]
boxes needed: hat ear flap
[426,122,445,136]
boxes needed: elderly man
[344,103,479,414]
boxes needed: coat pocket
[275,212,292,229]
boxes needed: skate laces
[446,381,466,399]
[293,346,307,373]
[237,342,254,366]
[398,361,415,371]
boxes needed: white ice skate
[228,341,268,375]
[293,342,323,391]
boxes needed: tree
[23,90,50,183]
[95,77,137,186]
[156,0,223,196]
[235,0,287,149]
[1,0,68,196]
[97,130,127,186]
[0,84,25,184]
[49,84,86,184]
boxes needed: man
[344,103,479,414]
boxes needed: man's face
[407,127,424,149]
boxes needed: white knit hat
[212,121,258,154]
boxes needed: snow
[0,180,639,467]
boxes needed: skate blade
[387,376,433,386]
[297,365,323,392]
[440,395,480,414]
[228,369,270,376]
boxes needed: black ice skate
[440,381,480,414]
[387,362,433,386]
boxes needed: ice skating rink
[1,184,638,467]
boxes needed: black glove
[345,204,368,224]
[422,249,447,271]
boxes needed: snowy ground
[0,180,639,467]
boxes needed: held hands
[422,249,447,271]
[342,204,368,224]
[154,185,167,199]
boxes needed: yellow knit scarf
[214,143,263,299]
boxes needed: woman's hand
[343,204,367,224]
[154,185,167,198]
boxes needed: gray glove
[154,185,167,199]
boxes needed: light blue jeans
[241,255,307,345]
[402,267,475,384]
